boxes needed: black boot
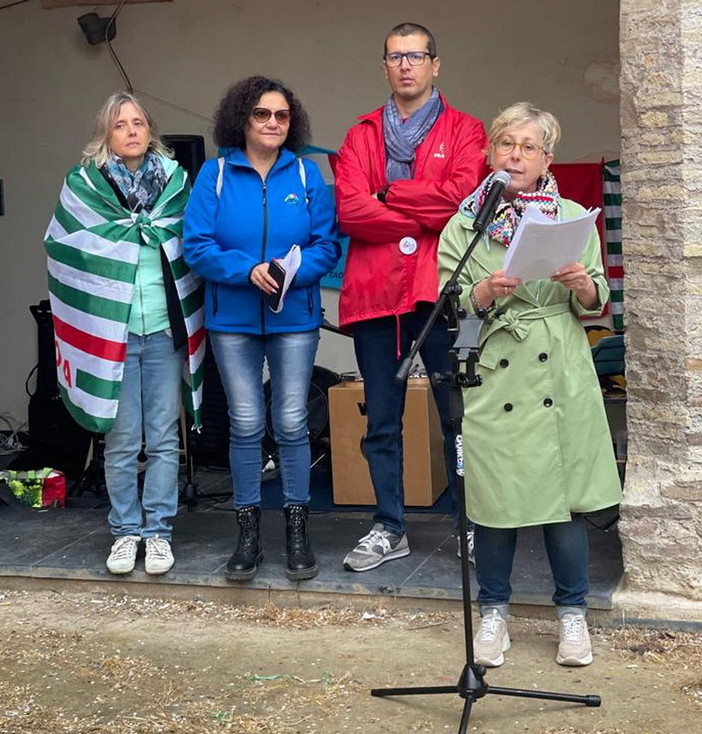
[284,504,318,580]
[225,505,263,581]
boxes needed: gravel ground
[0,588,699,733]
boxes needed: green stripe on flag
[48,273,131,323]
[53,205,86,236]
[58,384,113,434]
[182,287,205,318]
[75,369,121,401]
[47,241,135,283]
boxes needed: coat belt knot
[478,302,572,370]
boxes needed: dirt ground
[0,588,699,734]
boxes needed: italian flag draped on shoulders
[44,157,205,434]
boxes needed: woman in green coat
[438,102,621,670]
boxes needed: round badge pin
[399,236,417,255]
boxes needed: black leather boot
[284,504,318,580]
[225,505,263,581]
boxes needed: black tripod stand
[370,224,601,731]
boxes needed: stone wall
[618,0,702,605]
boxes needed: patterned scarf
[104,151,168,213]
[383,87,443,182]
[460,170,560,247]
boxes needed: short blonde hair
[81,91,172,167]
[489,101,561,155]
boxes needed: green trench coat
[438,199,622,528]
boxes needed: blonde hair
[489,101,561,155]
[81,91,172,167]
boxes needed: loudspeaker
[162,134,206,184]
[9,301,92,480]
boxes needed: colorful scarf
[104,152,169,213]
[460,170,560,246]
[44,157,205,434]
[383,87,443,182]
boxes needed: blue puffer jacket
[183,148,340,334]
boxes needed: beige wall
[0,0,620,424]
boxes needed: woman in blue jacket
[184,76,340,582]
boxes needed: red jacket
[335,97,488,328]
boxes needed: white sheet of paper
[503,205,601,281]
[270,244,301,313]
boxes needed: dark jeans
[352,307,458,535]
[474,515,590,613]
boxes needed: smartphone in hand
[265,259,286,311]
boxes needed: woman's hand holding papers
[551,263,597,308]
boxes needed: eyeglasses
[383,51,434,68]
[493,138,544,159]
[251,108,291,124]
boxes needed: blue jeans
[209,329,319,508]
[352,308,457,535]
[475,515,589,617]
[104,330,184,540]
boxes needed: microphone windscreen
[493,170,511,188]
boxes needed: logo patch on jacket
[433,142,446,159]
[284,193,301,205]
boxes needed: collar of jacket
[218,146,298,173]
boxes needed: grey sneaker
[474,609,511,667]
[343,523,410,572]
[106,535,140,575]
[556,613,593,666]
[144,536,174,575]
[457,529,475,565]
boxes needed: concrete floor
[0,465,623,616]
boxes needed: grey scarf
[383,87,443,182]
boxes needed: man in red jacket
[335,22,488,572]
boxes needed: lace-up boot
[284,504,318,580]
[225,506,263,581]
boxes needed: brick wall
[618,0,702,601]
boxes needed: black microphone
[472,170,511,233]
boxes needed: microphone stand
[370,225,601,732]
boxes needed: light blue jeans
[104,330,184,540]
[209,329,319,508]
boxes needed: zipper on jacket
[212,283,219,315]
[137,264,146,334]
[260,180,268,333]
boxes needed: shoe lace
[356,528,392,554]
[478,612,502,642]
[147,538,170,559]
[562,615,586,642]
[110,536,137,560]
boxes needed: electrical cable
[134,89,213,124]
[104,0,133,92]
[0,0,29,11]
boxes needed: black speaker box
[162,134,206,183]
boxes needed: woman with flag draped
[44,91,205,577]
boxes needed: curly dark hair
[213,76,311,153]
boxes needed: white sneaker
[474,609,511,667]
[106,535,140,575]
[457,529,475,565]
[145,537,174,575]
[557,613,593,666]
